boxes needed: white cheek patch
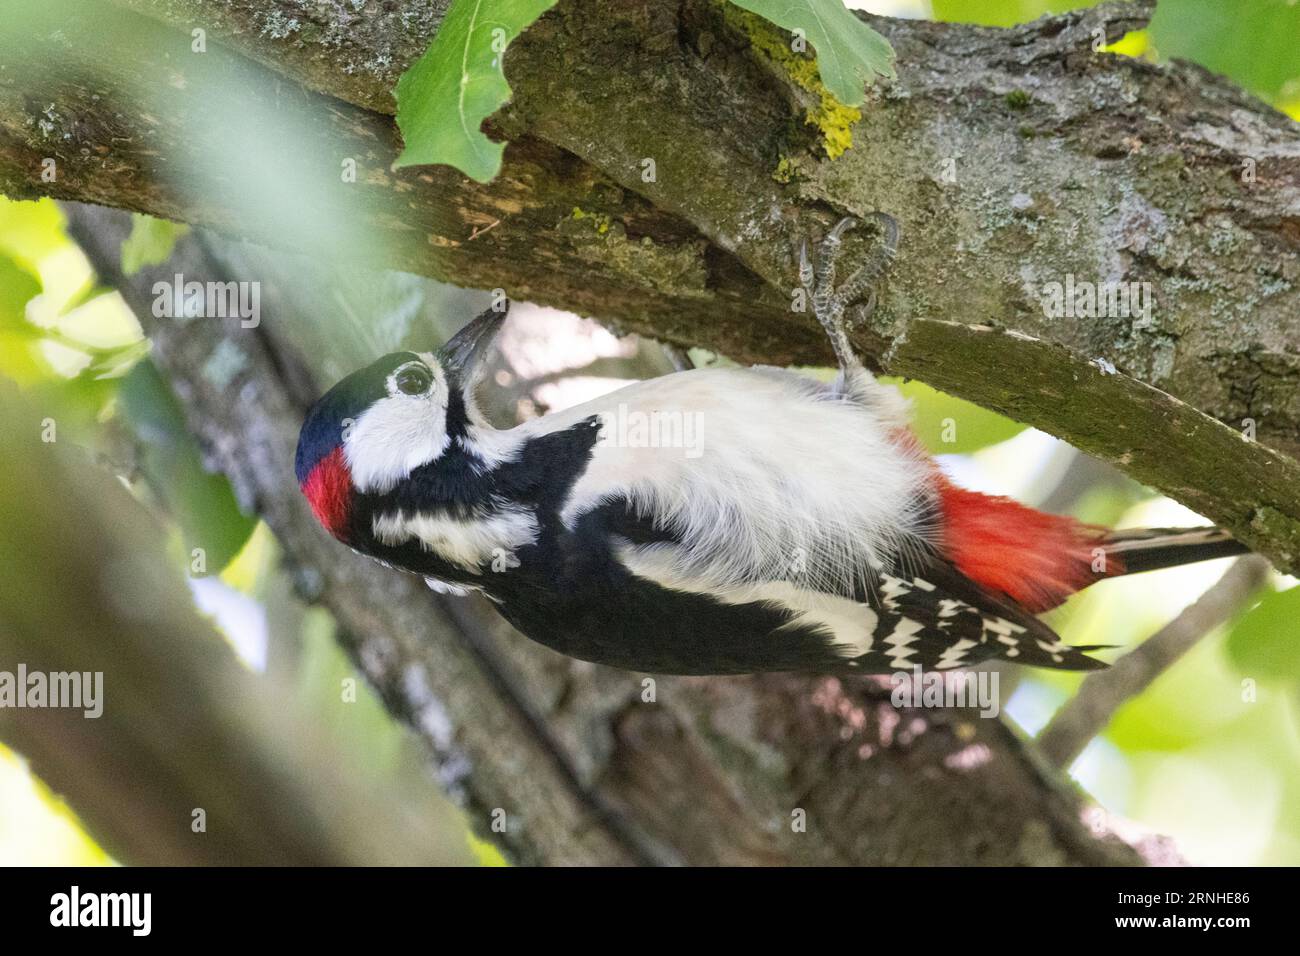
[343,376,449,494]
[374,507,539,571]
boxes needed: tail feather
[932,473,1255,616]
[1019,642,1112,671]
[1101,526,1250,576]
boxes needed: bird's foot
[798,212,899,373]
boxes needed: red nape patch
[935,474,1117,612]
[301,446,353,540]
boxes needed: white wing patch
[374,506,538,571]
[516,365,934,599]
[617,543,879,658]
[425,576,476,597]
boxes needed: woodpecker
[295,216,1249,675]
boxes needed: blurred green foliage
[117,360,256,574]
[120,214,188,277]
[1226,584,1300,680]
[930,0,1094,25]
[889,377,1027,454]
[0,198,251,575]
[1148,0,1300,103]
[0,195,484,865]
[933,0,1300,118]
[0,253,43,382]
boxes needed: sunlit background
[2,0,1299,866]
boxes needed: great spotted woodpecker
[295,216,1248,675]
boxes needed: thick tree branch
[61,202,1154,865]
[3,1,1297,574]
[59,207,653,866]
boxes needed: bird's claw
[798,213,899,370]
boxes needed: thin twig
[468,218,501,241]
[1038,555,1272,769]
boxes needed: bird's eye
[394,364,433,396]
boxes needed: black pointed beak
[438,301,509,376]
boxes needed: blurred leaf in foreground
[120,214,188,276]
[117,360,256,576]
[1225,583,1300,681]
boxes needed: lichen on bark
[720,3,862,160]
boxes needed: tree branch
[3,0,1297,574]
[1038,555,1272,769]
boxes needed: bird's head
[294,304,507,542]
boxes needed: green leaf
[120,213,188,276]
[0,197,67,267]
[727,0,895,106]
[889,378,1027,455]
[118,360,256,576]
[0,252,46,382]
[394,0,557,183]
[929,1,1089,28]
[0,252,41,324]
[1225,584,1300,680]
[1148,0,1300,103]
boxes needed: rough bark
[2,0,1299,572]
[60,202,1157,865]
